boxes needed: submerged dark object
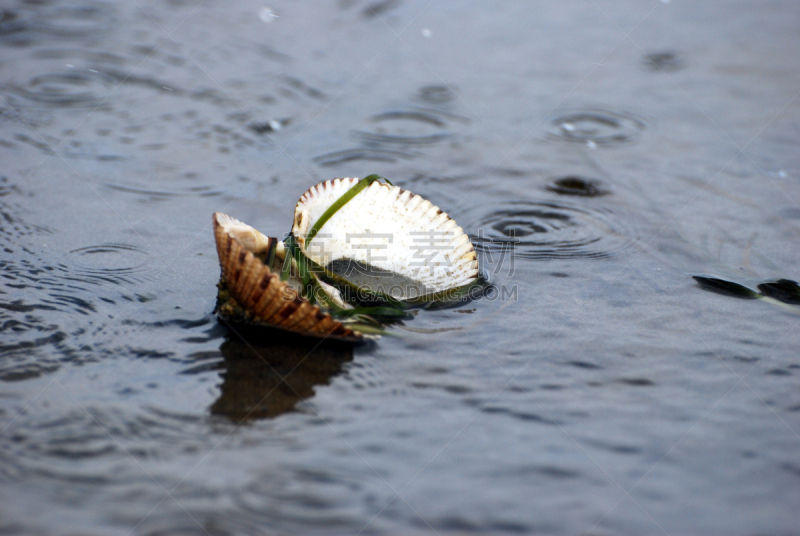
[545,176,610,197]
[692,276,760,299]
[757,279,800,305]
[694,276,800,306]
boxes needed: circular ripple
[547,110,645,145]
[469,201,635,260]
[354,110,451,145]
[69,243,149,278]
[15,70,115,106]
[545,176,611,197]
[312,147,417,167]
[104,182,224,200]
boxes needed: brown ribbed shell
[213,212,361,342]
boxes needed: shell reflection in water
[212,332,353,422]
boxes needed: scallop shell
[213,212,362,341]
[292,178,478,300]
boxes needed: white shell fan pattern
[293,178,479,299]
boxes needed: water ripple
[0,405,207,492]
[3,48,128,110]
[469,201,636,260]
[68,243,149,278]
[312,147,417,167]
[0,9,29,37]
[417,84,456,104]
[353,109,451,145]
[13,70,115,106]
[32,2,117,39]
[104,183,224,201]
[547,109,645,146]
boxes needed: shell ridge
[213,212,359,340]
[251,275,282,317]
[289,179,480,301]
[278,301,315,329]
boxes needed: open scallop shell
[213,212,362,342]
[292,178,479,301]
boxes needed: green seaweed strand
[280,235,295,282]
[305,174,391,245]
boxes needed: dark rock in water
[757,279,800,305]
[692,276,760,299]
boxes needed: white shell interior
[293,178,478,298]
[214,212,272,255]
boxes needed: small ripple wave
[67,243,150,283]
[547,109,645,146]
[468,201,636,260]
[14,70,115,106]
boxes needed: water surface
[1,1,800,534]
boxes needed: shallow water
[1,1,800,534]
